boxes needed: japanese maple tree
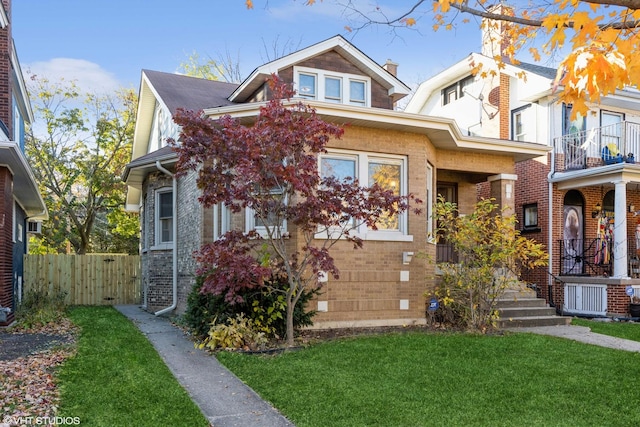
[173,77,420,346]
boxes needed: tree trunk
[285,292,295,347]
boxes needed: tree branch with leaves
[26,75,138,254]
[173,76,421,346]
[246,0,640,115]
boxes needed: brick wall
[139,126,522,326]
[499,73,509,140]
[141,172,174,312]
[308,126,431,326]
[0,0,11,135]
[176,168,202,313]
[515,156,550,294]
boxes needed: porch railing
[436,243,458,264]
[559,238,615,276]
[553,121,640,172]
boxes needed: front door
[436,182,457,263]
[563,205,584,275]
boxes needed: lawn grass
[572,317,640,341]
[217,331,640,427]
[57,306,209,427]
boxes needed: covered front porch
[550,125,640,316]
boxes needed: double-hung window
[155,188,173,246]
[213,203,231,240]
[298,73,317,99]
[511,104,532,142]
[522,203,539,232]
[246,188,287,238]
[294,66,370,107]
[319,149,411,241]
[325,76,342,103]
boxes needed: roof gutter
[154,160,178,316]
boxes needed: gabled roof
[405,53,556,113]
[229,35,411,104]
[132,71,238,162]
[142,70,239,115]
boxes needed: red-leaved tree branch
[172,76,421,345]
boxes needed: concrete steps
[497,288,571,328]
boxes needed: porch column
[487,173,518,216]
[613,179,629,278]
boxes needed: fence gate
[23,254,141,305]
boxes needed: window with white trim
[511,104,532,142]
[141,194,147,250]
[155,188,173,245]
[213,203,231,239]
[294,66,370,107]
[319,149,411,241]
[245,189,287,238]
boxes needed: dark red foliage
[172,76,421,311]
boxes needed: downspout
[547,101,557,307]
[154,161,178,316]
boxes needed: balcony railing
[553,121,640,172]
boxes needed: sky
[12,1,492,95]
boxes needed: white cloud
[23,58,121,94]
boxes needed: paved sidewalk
[509,324,640,352]
[114,305,293,427]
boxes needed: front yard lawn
[572,317,640,341]
[57,306,209,427]
[217,331,640,427]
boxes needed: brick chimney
[383,59,398,77]
[481,3,513,61]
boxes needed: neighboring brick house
[0,0,48,326]
[405,13,640,318]
[123,35,548,327]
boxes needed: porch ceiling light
[592,203,602,218]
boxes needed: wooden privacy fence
[24,254,141,305]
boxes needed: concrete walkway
[508,324,640,352]
[114,305,293,427]
[115,305,640,426]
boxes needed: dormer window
[325,77,342,102]
[299,73,317,99]
[294,66,370,107]
[350,80,366,106]
[442,75,474,106]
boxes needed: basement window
[522,203,540,233]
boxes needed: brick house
[123,35,548,327]
[0,0,48,326]
[405,13,640,318]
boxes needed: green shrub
[428,197,547,332]
[199,313,267,351]
[183,273,317,341]
[15,289,68,329]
